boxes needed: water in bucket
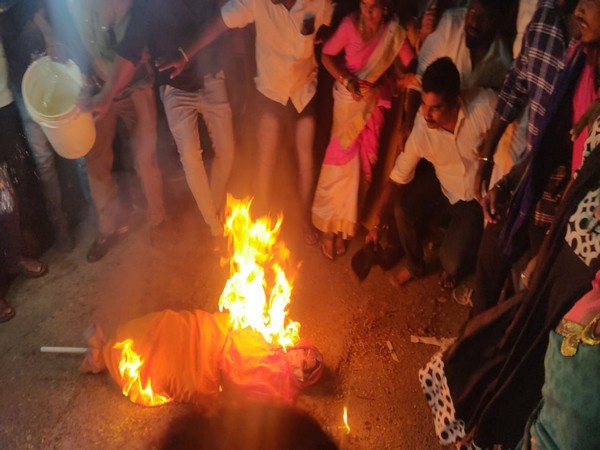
[38,73,80,116]
[22,56,96,159]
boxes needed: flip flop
[0,303,15,323]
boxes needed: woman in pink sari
[312,0,415,260]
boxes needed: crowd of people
[1,0,599,447]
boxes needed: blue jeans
[14,91,77,227]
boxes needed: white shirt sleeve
[221,0,255,29]
[389,118,424,185]
[317,0,334,29]
[417,13,448,76]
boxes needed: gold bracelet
[177,47,190,63]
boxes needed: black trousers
[393,160,484,280]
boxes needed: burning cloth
[80,197,322,408]
[80,310,323,409]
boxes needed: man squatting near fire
[156,0,334,247]
[370,0,525,290]
[366,57,496,293]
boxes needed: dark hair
[563,0,580,15]
[159,403,339,450]
[421,57,460,105]
[474,0,505,13]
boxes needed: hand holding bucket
[21,56,96,159]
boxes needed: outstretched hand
[78,93,111,121]
[155,52,186,79]
[480,184,509,224]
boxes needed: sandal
[320,233,335,261]
[14,258,48,278]
[0,300,15,323]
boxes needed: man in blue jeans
[0,0,85,252]
[367,58,487,289]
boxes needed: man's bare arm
[474,114,510,200]
[156,15,229,79]
[80,56,136,119]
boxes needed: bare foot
[390,266,414,287]
[438,271,457,290]
[320,233,335,261]
[335,234,347,257]
[302,223,319,246]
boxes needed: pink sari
[312,16,414,237]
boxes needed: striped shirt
[495,0,570,153]
[495,0,573,227]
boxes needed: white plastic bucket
[21,56,96,159]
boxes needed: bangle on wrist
[177,46,189,63]
[478,155,493,164]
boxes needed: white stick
[40,346,88,354]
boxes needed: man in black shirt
[85,0,235,238]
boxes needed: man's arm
[480,154,530,223]
[473,114,511,200]
[474,7,543,198]
[79,56,136,118]
[367,127,423,242]
[155,14,229,79]
[365,179,401,244]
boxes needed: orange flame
[219,195,300,349]
[114,339,171,406]
[343,406,350,433]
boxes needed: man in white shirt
[417,0,511,90]
[368,58,486,289]
[156,0,334,245]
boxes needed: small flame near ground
[343,406,351,433]
[218,195,300,349]
[114,339,171,406]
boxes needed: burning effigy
[77,196,323,409]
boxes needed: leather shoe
[87,234,116,263]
